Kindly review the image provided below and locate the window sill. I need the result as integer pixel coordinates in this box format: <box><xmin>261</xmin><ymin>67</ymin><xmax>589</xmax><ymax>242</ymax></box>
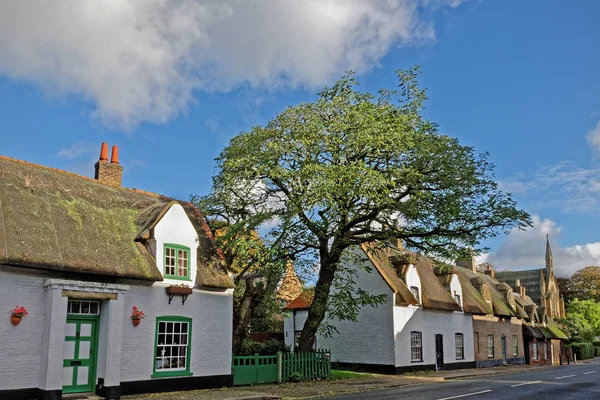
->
<box><xmin>164</xmin><ymin>276</ymin><xmax>192</xmax><ymax>282</ymax></box>
<box><xmin>152</xmin><ymin>371</ymin><xmax>193</xmax><ymax>379</ymax></box>
<box><xmin>456</xmin><ymin>358</ymin><xmax>464</xmax><ymax>361</ymax></box>
<box><xmin>410</xmin><ymin>360</ymin><xmax>424</xmax><ymax>363</ymax></box>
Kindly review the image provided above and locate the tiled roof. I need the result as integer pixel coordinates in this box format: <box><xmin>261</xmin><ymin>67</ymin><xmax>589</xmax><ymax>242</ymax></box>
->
<box><xmin>285</xmin><ymin>289</ymin><xmax>314</xmax><ymax>310</ymax></box>
<box><xmin>0</xmin><ymin>155</ymin><xmax>233</xmax><ymax>288</ymax></box>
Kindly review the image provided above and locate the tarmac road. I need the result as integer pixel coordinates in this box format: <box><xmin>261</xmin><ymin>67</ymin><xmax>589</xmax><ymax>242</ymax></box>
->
<box><xmin>324</xmin><ymin>360</ymin><xmax>600</xmax><ymax>400</ymax></box>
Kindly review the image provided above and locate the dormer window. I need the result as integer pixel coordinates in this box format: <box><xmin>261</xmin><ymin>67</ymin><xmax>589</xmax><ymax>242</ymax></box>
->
<box><xmin>454</xmin><ymin>294</ymin><xmax>461</xmax><ymax>306</ymax></box>
<box><xmin>410</xmin><ymin>286</ymin><xmax>420</xmax><ymax>305</ymax></box>
<box><xmin>164</xmin><ymin>244</ymin><xmax>191</xmax><ymax>280</ymax></box>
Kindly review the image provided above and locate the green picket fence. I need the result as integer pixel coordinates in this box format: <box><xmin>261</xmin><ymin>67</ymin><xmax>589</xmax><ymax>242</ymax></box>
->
<box><xmin>232</xmin><ymin>349</ymin><xmax>331</xmax><ymax>385</ymax></box>
<box><xmin>282</xmin><ymin>349</ymin><xmax>331</xmax><ymax>382</ymax></box>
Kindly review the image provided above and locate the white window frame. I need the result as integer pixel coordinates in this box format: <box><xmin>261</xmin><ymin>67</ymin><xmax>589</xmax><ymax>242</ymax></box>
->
<box><xmin>67</xmin><ymin>299</ymin><xmax>100</xmax><ymax>315</ymax></box>
<box><xmin>543</xmin><ymin>342</ymin><xmax>548</xmax><ymax>360</ymax></box>
<box><xmin>512</xmin><ymin>335</ymin><xmax>518</xmax><ymax>356</ymax></box>
<box><xmin>487</xmin><ymin>335</ymin><xmax>494</xmax><ymax>358</ymax></box>
<box><xmin>411</xmin><ymin>331</ymin><xmax>423</xmax><ymax>362</ymax></box>
<box><xmin>533</xmin><ymin>342</ymin><xmax>539</xmax><ymax>361</ymax></box>
<box><xmin>455</xmin><ymin>333</ymin><xmax>464</xmax><ymax>360</ymax></box>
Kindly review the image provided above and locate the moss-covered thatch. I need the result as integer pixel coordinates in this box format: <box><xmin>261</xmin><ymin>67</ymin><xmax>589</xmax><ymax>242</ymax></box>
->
<box><xmin>454</xmin><ymin>268</ymin><xmax>492</xmax><ymax>315</ymax></box>
<box><xmin>478</xmin><ymin>273</ymin><xmax>517</xmax><ymax>317</ymax></box>
<box><xmin>0</xmin><ymin>156</ymin><xmax>233</xmax><ymax>288</ymax></box>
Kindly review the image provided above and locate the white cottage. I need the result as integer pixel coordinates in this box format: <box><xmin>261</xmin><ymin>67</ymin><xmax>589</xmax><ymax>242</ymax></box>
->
<box><xmin>0</xmin><ymin>144</ymin><xmax>234</xmax><ymax>400</ymax></box>
<box><xmin>284</xmin><ymin>244</ymin><xmax>475</xmax><ymax>373</ymax></box>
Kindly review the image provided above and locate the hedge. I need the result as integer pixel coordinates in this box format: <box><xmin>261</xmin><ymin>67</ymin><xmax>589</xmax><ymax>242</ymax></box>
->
<box><xmin>595</xmin><ymin>346</ymin><xmax>600</xmax><ymax>357</ymax></box>
<box><xmin>566</xmin><ymin>342</ymin><xmax>595</xmax><ymax>360</ymax></box>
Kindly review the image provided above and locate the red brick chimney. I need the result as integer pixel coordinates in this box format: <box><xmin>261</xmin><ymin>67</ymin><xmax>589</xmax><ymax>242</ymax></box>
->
<box><xmin>484</xmin><ymin>265</ymin><xmax>495</xmax><ymax>278</ymax></box>
<box><xmin>94</xmin><ymin>142</ymin><xmax>123</xmax><ymax>186</ymax></box>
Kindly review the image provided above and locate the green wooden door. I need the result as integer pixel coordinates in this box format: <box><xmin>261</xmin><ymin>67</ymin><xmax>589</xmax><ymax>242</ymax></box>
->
<box><xmin>62</xmin><ymin>317</ymin><xmax>99</xmax><ymax>394</ymax></box>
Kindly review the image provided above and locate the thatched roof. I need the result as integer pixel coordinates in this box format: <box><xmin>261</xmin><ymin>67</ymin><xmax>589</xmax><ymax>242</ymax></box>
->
<box><xmin>277</xmin><ymin>261</ymin><xmax>303</xmax><ymax>302</ymax></box>
<box><xmin>454</xmin><ymin>268</ymin><xmax>493</xmax><ymax>315</ymax></box>
<box><xmin>361</xmin><ymin>244</ymin><xmax>459</xmax><ymax>311</ymax></box>
<box><xmin>360</xmin><ymin>243</ymin><xmax>418</xmax><ymax>306</ymax></box>
<box><xmin>0</xmin><ymin>156</ymin><xmax>233</xmax><ymax>288</ymax></box>
<box><xmin>413</xmin><ymin>258</ymin><xmax>461</xmax><ymax>312</ymax></box>
<box><xmin>478</xmin><ymin>273</ymin><xmax>518</xmax><ymax>317</ymax></box>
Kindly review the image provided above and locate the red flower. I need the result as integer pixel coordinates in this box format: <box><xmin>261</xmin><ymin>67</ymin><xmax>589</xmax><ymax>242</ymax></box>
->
<box><xmin>131</xmin><ymin>306</ymin><xmax>146</xmax><ymax>320</ymax></box>
<box><xmin>10</xmin><ymin>305</ymin><xmax>28</xmax><ymax>317</ymax></box>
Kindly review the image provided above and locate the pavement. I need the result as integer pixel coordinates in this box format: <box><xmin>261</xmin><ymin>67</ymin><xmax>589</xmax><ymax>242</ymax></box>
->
<box><xmin>123</xmin><ymin>359</ymin><xmax>599</xmax><ymax>400</ymax></box>
<box><xmin>324</xmin><ymin>359</ymin><xmax>600</xmax><ymax>400</ymax></box>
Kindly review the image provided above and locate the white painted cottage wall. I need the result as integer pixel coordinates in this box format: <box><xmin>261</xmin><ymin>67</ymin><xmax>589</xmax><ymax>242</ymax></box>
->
<box><xmin>0</xmin><ymin>267</ymin><xmax>45</xmax><ymax>390</ymax></box>
<box><xmin>153</xmin><ymin>204</ymin><xmax>199</xmax><ymax>285</ymax></box>
<box><xmin>120</xmin><ymin>284</ymin><xmax>233</xmax><ymax>382</ymax></box>
<box><xmin>312</xmin><ymin>258</ymin><xmax>396</xmax><ymax>366</ymax></box>
<box><xmin>393</xmin><ymin>307</ymin><xmax>474</xmax><ymax>367</ymax></box>
<box><xmin>283</xmin><ymin>309</ymin><xmax>308</xmax><ymax>349</ymax></box>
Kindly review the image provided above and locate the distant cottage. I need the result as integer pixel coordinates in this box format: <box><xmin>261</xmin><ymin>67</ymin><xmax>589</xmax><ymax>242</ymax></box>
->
<box><xmin>0</xmin><ymin>144</ymin><xmax>234</xmax><ymax>400</ymax></box>
<box><xmin>284</xmin><ymin>240</ymin><xmax>568</xmax><ymax>373</ymax></box>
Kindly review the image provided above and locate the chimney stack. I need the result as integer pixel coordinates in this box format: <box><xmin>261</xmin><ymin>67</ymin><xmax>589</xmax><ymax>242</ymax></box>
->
<box><xmin>456</xmin><ymin>253</ymin><xmax>477</xmax><ymax>273</ymax></box>
<box><xmin>514</xmin><ymin>278</ymin><xmax>526</xmax><ymax>297</ymax></box>
<box><xmin>484</xmin><ymin>264</ymin><xmax>495</xmax><ymax>278</ymax></box>
<box><xmin>95</xmin><ymin>142</ymin><xmax>123</xmax><ymax>186</ymax></box>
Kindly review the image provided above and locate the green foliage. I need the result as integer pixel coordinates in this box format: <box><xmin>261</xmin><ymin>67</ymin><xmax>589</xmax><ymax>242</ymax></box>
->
<box><xmin>289</xmin><ymin>371</ymin><xmax>304</xmax><ymax>382</ymax></box>
<box><xmin>595</xmin><ymin>346</ymin><xmax>600</xmax><ymax>357</ymax></box>
<box><xmin>237</xmin><ymin>338</ymin><xmax>289</xmax><ymax>356</ymax></box>
<box><xmin>567</xmin><ymin>267</ymin><xmax>600</xmax><ymax>302</ymax></box>
<box><xmin>201</xmin><ymin>67</ymin><xmax>530</xmax><ymax>351</ymax></box>
<box><xmin>565</xmin><ymin>299</ymin><xmax>600</xmax><ymax>338</ymax></box>
<box><xmin>566</xmin><ymin>342</ymin><xmax>595</xmax><ymax>360</ymax></box>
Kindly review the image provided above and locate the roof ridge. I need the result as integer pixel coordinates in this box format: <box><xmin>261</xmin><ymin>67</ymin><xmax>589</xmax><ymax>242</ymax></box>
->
<box><xmin>0</xmin><ymin>154</ymin><xmax>165</xmax><ymax>199</ymax></box>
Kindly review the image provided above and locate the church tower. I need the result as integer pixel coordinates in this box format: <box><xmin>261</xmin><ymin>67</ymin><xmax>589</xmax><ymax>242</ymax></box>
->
<box><xmin>545</xmin><ymin>233</ymin><xmax>554</xmax><ymax>280</ymax></box>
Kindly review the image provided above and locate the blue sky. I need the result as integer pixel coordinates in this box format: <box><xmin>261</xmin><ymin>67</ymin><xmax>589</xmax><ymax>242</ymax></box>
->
<box><xmin>1</xmin><ymin>0</ymin><xmax>599</xmax><ymax>275</ymax></box>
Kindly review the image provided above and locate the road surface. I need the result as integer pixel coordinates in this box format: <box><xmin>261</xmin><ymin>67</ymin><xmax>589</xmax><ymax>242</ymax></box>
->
<box><xmin>324</xmin><ymin>361</ymin><xmax>600</xmax><ymax>400</ymax></box>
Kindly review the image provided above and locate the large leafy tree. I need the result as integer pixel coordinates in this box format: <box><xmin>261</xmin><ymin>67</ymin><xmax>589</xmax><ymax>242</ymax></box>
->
<box><xmin>202</xmin><ymin>68</ymin><xmax>531</xmax><ymax>352</ymax></box>
<box><xmin>569</xmin><ymin>266</ymin><xmax>600</xmax><ymax>302</ymax></box>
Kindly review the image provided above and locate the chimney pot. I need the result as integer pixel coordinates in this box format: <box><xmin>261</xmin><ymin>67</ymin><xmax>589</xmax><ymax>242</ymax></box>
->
<box><xmin>110</xmin><ymin>146</ymin><xmax>120</xmax><ymax>164</ymax></box>
<box><xmin>99</xmin><ymin>142</ymin><xmax>109</xmax><ymax>161</ymax></box>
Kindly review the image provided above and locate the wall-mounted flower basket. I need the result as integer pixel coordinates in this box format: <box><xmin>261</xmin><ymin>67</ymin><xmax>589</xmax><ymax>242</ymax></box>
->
<box><xmin>131</xmin><ymin>306</ymin><xmax>145</xmax><ymax>327</ymax></box>
<box><xmin>166</xmin><ymin>285</ymin><xmax>193</xmax><ymax>305</ymax></box>
<box><xmin>10</xmin><ymin>306</ymin><xmax>28</xmax><ymax>326</ymax></box>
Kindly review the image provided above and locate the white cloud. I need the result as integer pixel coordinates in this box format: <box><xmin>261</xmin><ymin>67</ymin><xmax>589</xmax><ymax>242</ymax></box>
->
<box><xmin>0</xmin><ymin>0</ymin><xmax>464</xmax><ymax>131</ymax></box>
<box><xmin>500</xmin><ymin>161</ymin><xmax>600</xmax><ymax>214</ymax></box>
<box><xmin>57</xmin><ymin>141</ymin><xmax>96</xmax><ymax>159</ymax></box>
<box><xmin>481</xmin><ymin>215</ymin><xmax>600</xmax><ymax>277</ymax></box>
<box><xmin>586</xmin><ymin>120</ymin><xmax>600</xmax><ymax>154</ymax></box>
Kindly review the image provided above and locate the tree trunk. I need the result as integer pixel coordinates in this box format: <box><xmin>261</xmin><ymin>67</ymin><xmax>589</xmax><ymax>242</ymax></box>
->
<box><xmin>232</xmin><ymin>279</ymin><xmax>257</xmax><ymax>354</ymax></box>
<box><xmin>297</xmin><ymin>257</ymin><xmax>338</xmax><ymax>352</ymax></box>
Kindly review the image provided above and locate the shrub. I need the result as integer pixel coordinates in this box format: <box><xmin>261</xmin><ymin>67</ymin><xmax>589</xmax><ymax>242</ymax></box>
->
<box><xmin>260</xmin><ymin>338</ymin><xmax>289</xmax><ymax>355</ymax></box>
<box><xmin>237</xmin><ymin>338</ymin><xmax>289</xmax><ymax>356</ymax></box>
<box><xmin>289</xmin><ymin>371</ymin><xmax>304</xmax><ymax>382</ymax></box>
<box><xmin>595</xmin><ymin>346</ymin><xmax>600</xmax><ymax>357</ymax></box>
<box><xmin>567</xmin><ymin>337</ymin><xmax>586</xmax><ymax>344</ymax></box>
<box><xmin>566</xmin><ymin>342</ymin><xmax>595</xmax><ymax>360</ymax></box>
<box><xmin>593</xmin><ymin>341</ymin><xmax>600</xmax><ymax>347</ymax></box>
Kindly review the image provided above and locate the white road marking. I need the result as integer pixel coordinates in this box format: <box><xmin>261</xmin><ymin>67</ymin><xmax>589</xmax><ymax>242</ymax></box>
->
<box><xmin>436</xmin><ymin>390</ymin><xmax>493</xmax><ymax>400</ymax></box>
<box><xmin>583</xmin><ymin>371</ymin><xmax>596</xmax><ymax>375</ymax></box>
<box><xmin>555</xmin><ymin>375</ymin><xmax>576</xmax><ymax>380</ymax></box>
<box><xmin>510</xmin><ymin>380</ymin><xmax>542</xmax><ymax>387</ymax></box>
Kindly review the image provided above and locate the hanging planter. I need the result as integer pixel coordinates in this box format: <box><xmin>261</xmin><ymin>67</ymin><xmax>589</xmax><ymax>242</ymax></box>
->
<box><xmin>10</xmin><ymin>305</ymin><xmax>28</xmax><ymax>326</ymax></box>
<box><xmin>130</xmin><ymin>306</ymin><xmax>145</xmax><ymax>327</ymax></box>
<box><xmin>166</xmin><ymin>284</ymin><xmax>193</xmax><ymax>305</ymax></box>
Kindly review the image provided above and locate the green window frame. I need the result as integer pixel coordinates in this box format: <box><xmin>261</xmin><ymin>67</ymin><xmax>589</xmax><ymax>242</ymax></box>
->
<box><xmin>164</xmin><ymin>244</ymin><xmax>191</xmax><ymax>280</ymax></box>
<box><xmin>152</xmin><ymin>316</ymin><xmax>193</xmax><ymax>378</ymax></box>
